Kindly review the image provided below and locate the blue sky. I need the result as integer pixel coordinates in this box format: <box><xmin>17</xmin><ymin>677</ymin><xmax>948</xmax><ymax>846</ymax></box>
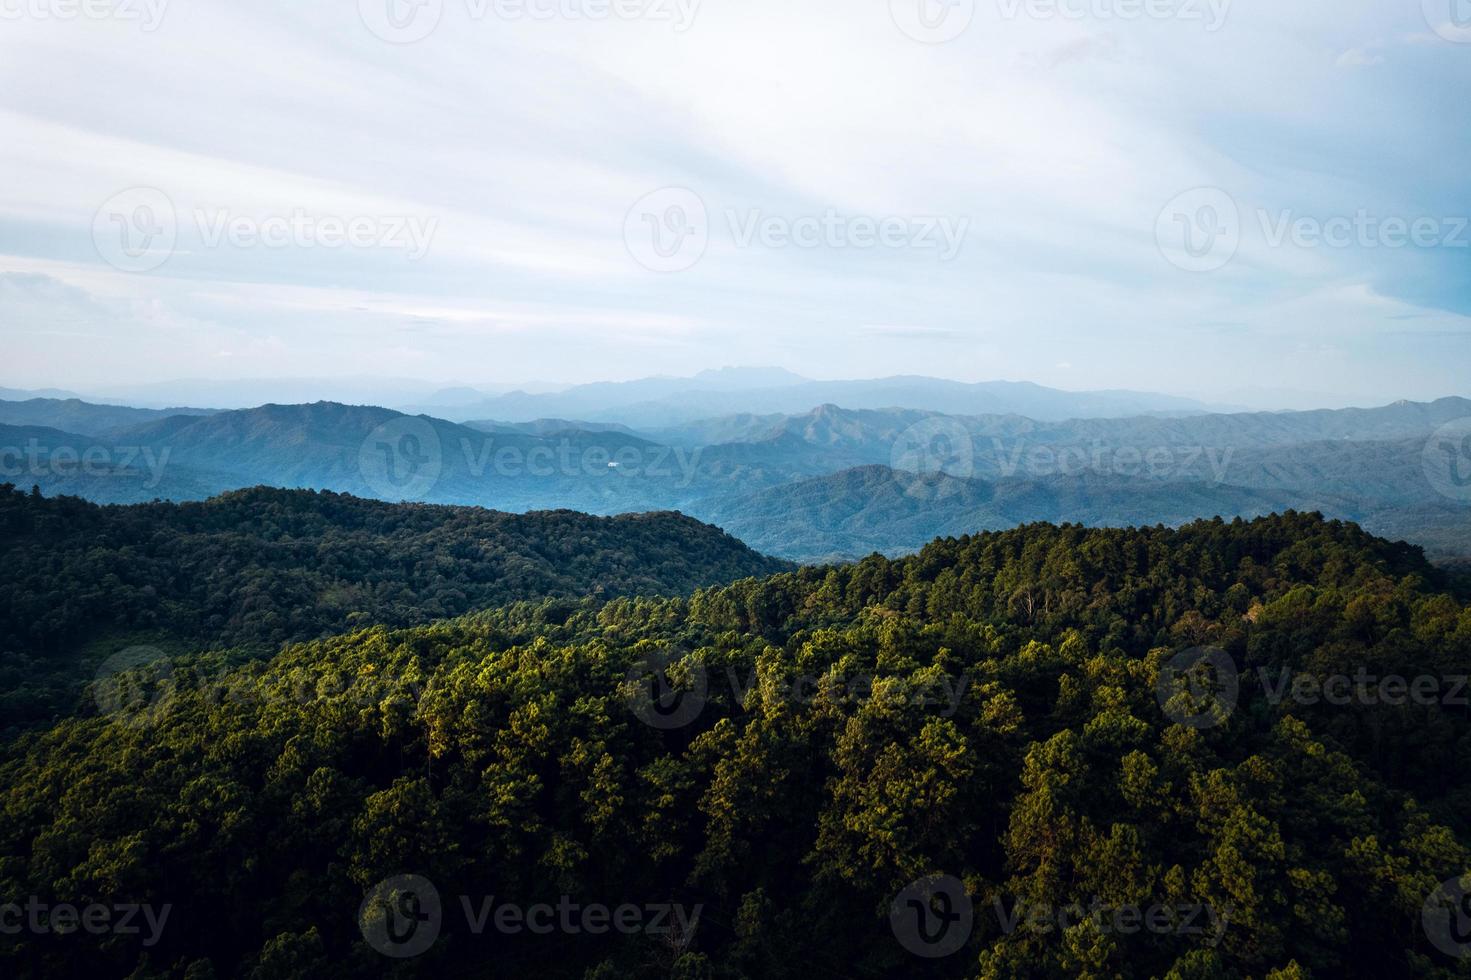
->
<box><xmin>1</xmin><ymin>0</ymin><xmax>1468</xmax><ymax>407</ymax></box>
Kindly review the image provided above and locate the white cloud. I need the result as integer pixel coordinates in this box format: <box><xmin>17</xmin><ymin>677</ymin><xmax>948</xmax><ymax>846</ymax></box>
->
<box><xmin>1336</xmin><ymin>46</ymin><xmax>1385</xmax><ymax>68</ymax></box>
<box><xmin>0</xmin><ymin>0</ymin><xmax>1467</xmax><ymax>399</ymax></box>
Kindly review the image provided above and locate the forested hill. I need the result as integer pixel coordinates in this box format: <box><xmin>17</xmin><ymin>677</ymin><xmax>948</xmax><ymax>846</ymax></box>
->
<box><xmin>0</xmin><ymin>484</ymin><xmax>788</xmax><ymax>732</ymax></box>
<box><xmin>4</xmin><ymin>513</ymin><xmax>1470</xmax><ymax>978</ymax></box>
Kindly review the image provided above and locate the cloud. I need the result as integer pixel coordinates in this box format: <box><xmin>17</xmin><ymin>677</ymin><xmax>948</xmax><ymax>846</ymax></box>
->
<box><xmin>0</xmin><ymin>1</ymin><xmax>1467</xmax><ymax>400</ymax></box>
<box><xmin>1336</xmin><ymin>46</ymin><xmax>1385</xmax><ymax>68</ymax></box>
<box><xmin>859</xmin><ymin>325</ymin><xmax>967</xmax><ymax>341</ymax></box>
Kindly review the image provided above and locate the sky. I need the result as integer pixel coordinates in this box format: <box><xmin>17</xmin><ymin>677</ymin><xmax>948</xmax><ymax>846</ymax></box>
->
<box><xmin>1</xmin><ymin>0</ymin><xmax>1469</xmax><ymax>408</ymax></box>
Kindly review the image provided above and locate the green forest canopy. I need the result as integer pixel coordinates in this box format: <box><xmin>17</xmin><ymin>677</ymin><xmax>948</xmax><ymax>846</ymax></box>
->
<box><xmin>3</xmin><ymin>512</ymin><xmax>1471</xmax><ymax>977</ymax></box>
<box><xmin>0</xmin><ymin>484</ymin><xmax>788</xmax><ymax>734</ymax></box>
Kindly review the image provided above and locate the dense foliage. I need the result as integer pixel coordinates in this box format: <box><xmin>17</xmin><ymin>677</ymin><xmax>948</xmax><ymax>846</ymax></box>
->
<box><xmin>3</xmin><ymin>513</ymin><xmax>1469</xmax><ymax>977</ymax></box>
<box><xmin>0</xmin><ymin>485</ymin><xmax>788</xmax><ymax>733</ymax></box>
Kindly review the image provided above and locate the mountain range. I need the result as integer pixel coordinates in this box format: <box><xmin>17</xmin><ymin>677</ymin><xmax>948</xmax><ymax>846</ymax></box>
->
<box><xmin>397</xmin><ymin>368</ymin><xmax>1239</xmax><ymax>425</ymax></box>
<box><xmin>2</xmin><ymin>391</ymin><xmax>1468</xmax><ymax>564</ymax></box>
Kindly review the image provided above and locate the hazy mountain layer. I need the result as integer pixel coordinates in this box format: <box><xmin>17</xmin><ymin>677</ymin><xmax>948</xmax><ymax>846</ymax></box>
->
<box><xmin>4</xmin><ymin>396</ymin><xmax>1467</xmax><ymax>564</ymax></box>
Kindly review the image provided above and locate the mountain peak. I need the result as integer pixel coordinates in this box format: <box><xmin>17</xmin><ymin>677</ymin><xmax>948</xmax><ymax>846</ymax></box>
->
<box><xmin>692</xmin><ymin>366</ymin><xmax>809</xmax><ymax>389</ymax></box>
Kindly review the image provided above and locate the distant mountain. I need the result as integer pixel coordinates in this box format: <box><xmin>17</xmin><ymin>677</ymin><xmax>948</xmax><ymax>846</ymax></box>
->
<box><xmin>0</xmin><ymin>397</ymin><xmax>215</xmax><ymax>436</ymax></box>
<box><xmin>661</xmin><ymin>396</ymin><xmax>1471</xmax><ymax>454</ymax></box>
<box><xmin>9</xmin><ymin>394</ymin><xmax>1467</xmax><ymax>564</ymax></box>
<box><xmin>655</xmin><ymin>399</ymin><xmax>1471</xmax><ymax>493</ymax></box>
<box><xmin>397</xmin><ymin>369</ymin><xmax>801</xmax><ymax>421</ymax></box>
<box><xmin>99</xmin><ymin>402</ymin><xmax>703</xmax><ymax>514</ymax></box>
<box><xmin>687</xmin><ymin>464</ymin><xmax>1317</xmax><ymax>562</ymax></box>
<box><xmin>400</xmin><ymin>371</ymin><xmax>1231</xmax><ymax>425</ymax></box>
<box><xmin>0</xmin><ymin>386</ymin><xmax>83</xmax><ymax>401</ymax></box>
<box><xmin>86</xmin><ymin>377</ymin><xmax>499</xmax><ymax>410</ymax></box>
<box><xmin>690</xmin><ymin>463</ymin><xmax>1471</xmax><ymax>564</ymax></box>
<box><xmin>465</xmin><ymin>418</ymin><xmax>642</xmax><ymax>438</ymax></box>
<box><xmin>689</xmin><ymin>366</ymin><xmax>809</xmax><ymax>388</ymax></box>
